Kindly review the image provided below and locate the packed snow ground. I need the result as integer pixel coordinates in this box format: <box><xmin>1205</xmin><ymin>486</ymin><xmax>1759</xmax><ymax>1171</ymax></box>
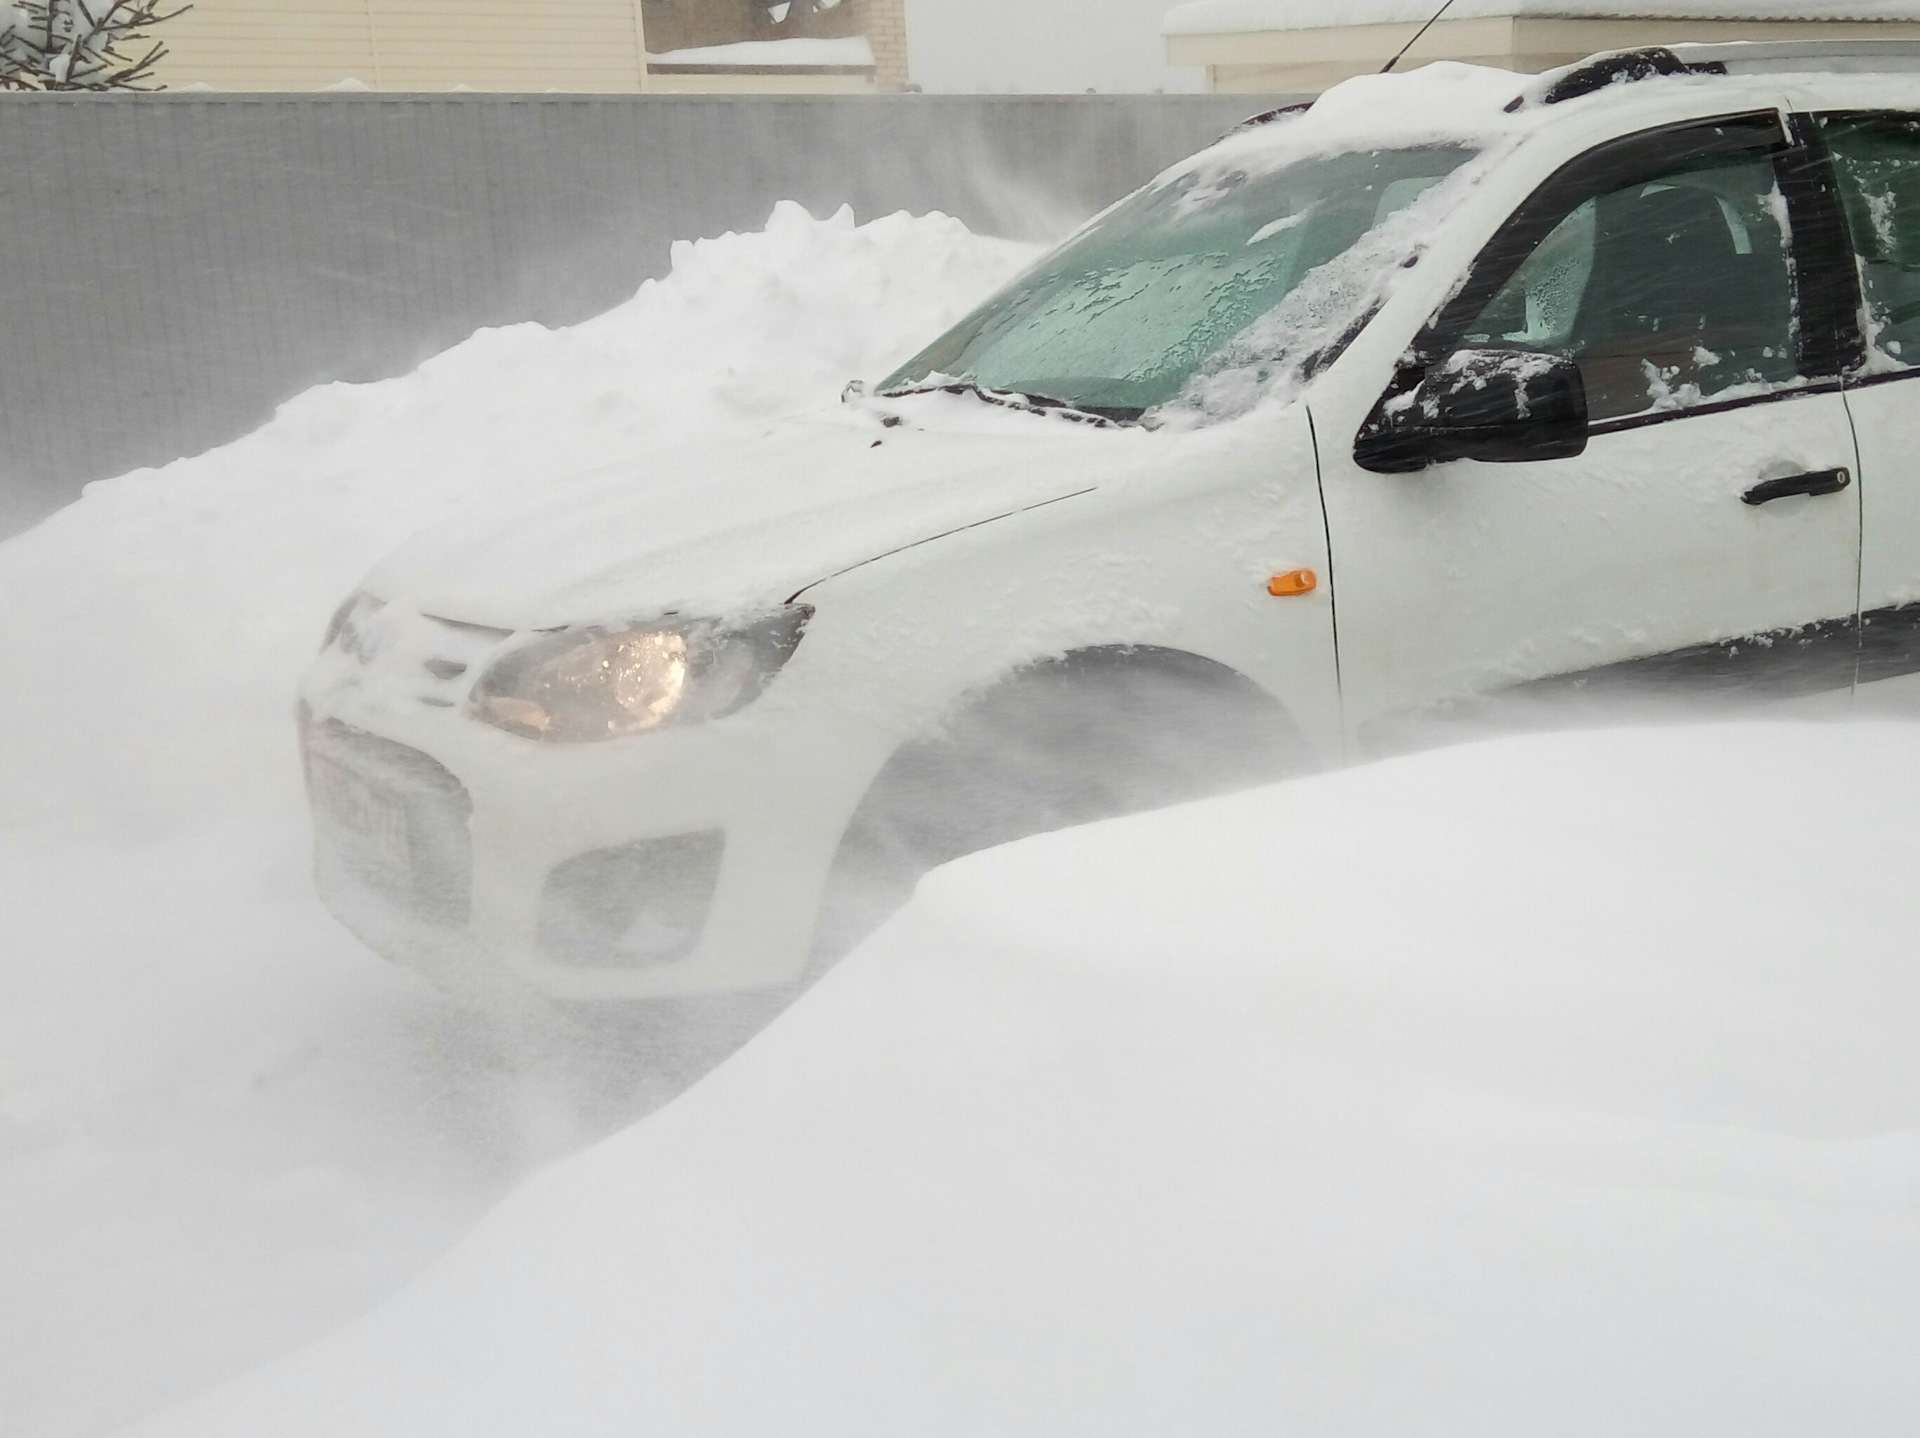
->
<box><xmin>123</xmin><ymin>725</ymin><xmax>1920</xmax><ymax>1437</ymax></box>
<box><xmin>0</xmin><ymin>204</ymin><xmax>1036</xmax><ymax>1438</ymax></box>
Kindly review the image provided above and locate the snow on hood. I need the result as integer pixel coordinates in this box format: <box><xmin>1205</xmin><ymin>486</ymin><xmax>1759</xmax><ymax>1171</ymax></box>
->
<box><xmin>364</xmin><ymin>395</ymin><xmax>1135</xmax><ymax>629</ymax></box>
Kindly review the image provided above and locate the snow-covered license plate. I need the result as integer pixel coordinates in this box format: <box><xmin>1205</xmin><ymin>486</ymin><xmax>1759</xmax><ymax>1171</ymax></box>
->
<box><xmin>308</xmin><ymin>751</ymin><xmax>412</xmax><ymax>878</ymax></box>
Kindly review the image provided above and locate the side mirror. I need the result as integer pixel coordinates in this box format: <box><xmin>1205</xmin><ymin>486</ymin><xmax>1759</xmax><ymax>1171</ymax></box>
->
<box><xmin>1353</xmin><ymin>347</ymin><xmax>1588</xmax><ymax>474</ymax></box>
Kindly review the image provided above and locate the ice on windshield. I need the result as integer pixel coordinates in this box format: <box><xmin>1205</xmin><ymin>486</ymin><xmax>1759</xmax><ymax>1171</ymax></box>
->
<box><xmin>879</xmin><ymin>144</ymin><xmax>1479</xmax><ymax>419</ymax></box>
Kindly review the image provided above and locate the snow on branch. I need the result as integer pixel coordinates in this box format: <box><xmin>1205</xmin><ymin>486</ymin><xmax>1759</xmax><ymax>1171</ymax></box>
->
<box><xmin>0</xmin><ymin>0</ymin><xmax>191</xmax><ymax>92</ymax></box>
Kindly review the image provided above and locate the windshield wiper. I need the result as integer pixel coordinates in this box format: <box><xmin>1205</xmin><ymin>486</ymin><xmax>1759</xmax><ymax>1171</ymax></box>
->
<box><xmin>880</xmin><ymin>380</ymin><xmax>1144</xmax><ymax>427</ymax></box>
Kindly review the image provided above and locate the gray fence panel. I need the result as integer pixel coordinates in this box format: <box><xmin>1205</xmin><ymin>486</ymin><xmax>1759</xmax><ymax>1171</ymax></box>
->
<box><xmin>0</xmin><ymin>92</ymin><xmax>1279</xmax><ymax>532</ymax></box>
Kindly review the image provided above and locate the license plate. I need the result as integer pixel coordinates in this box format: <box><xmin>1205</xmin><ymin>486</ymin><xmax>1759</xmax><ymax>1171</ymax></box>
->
<box><xmin>307</xmin><ymin>750</ymin><xmax>412</xmax><ymax>879</ymax></box>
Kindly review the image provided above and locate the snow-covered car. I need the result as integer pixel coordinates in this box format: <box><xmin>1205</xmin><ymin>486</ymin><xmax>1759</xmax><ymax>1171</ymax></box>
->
<box><xmin>302</xmin><ymin>41</ymin><xmax>1920</xmax><ymax>1004</ymax></box>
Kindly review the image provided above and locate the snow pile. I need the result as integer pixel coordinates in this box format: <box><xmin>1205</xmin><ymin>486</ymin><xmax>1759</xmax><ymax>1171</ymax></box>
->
<box><xmin>0</xmin><ymin>204</ymin><xmax>1034</xmax><ymax>1438</ymax></box>
<box><xmin>121</xmin><ymin>725</ymin><xmax>1920</xmax><ymax>1438</ymax></box>
<box><xmin>1165</xmin><ymin>0</ymin><xmax>1920</xmax><ymax>33</ymax></box>
<box><xmin>0</xmin><ymin>203</ymin><xmax>1035</xmax><ymax>838</ymax></box>
<box><xmin>649</xmin><ymin>36</ymin><xmax>877</xmax><ymax>66</ymax></box>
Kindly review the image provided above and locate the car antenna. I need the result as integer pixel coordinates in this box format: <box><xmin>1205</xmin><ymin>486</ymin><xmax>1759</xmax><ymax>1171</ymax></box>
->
<box><xmin>1379</xmin><ymin>0</ymin><xmax>1461</xmax><ymax>73</ymax></box>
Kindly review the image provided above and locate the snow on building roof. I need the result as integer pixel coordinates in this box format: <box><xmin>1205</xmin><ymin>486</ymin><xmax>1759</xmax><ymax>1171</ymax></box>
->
<box><xmin>648</xmin><ymin>36</ymin><xmax>877</xmax><ymax>68</ymax></box>
<box><xmin>1164</xmin><ymin>0</ymin><xmax>1920</xmax><ymax>35</ymax></box>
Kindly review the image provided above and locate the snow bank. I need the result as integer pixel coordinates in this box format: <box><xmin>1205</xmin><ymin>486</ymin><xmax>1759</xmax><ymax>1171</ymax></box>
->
<box><xmin>649</xmin><ymin>37</ymin><xmax>877</xmax><ymax>66</ymax></box>
<box><xmin>1165</xmin><ymin>0</ymin><xmax>1920</xmax><ymax>33</ymax></box>
<box><xmin>0</xmin><ymin>203</ymin><xmax>1034</xmax><ymax>839</ymax></box>
<box><xmin>123</xmin><ymin>725</ymin><xmax>1920</xmax><ymax>1438</ymax></box>
<box><xmin>0</xmin><ymin>205</ymin><xmax>1034</xmax><ymax>1438</ymax></box>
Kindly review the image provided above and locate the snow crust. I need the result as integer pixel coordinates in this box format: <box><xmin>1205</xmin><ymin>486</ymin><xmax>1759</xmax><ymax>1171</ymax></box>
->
<box><xmin>648</xmin><ymin>36</ymin><xmax>876</xmax><ymax>67</ymax></box>
<box><xmin>0</xmin><ymin>204</ymin><xmax>1034</xmax><ymax>1438</ymax></box>
<box><xmin>121</xmin><ymin>724</ymin><xmax>1920</xmax><ymax>1437</ymax></box>
<box><xmin>1164</xmin><ymin>0</ymin><xmax>1920</xmax><ymax>34</ymax></box>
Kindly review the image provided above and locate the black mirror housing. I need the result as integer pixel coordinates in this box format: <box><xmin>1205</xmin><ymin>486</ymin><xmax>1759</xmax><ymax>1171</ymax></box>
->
<box><xmin>1354</xmin><ymin>348</ymin><xmax>1589</xmax><ymax>474</ymax></box>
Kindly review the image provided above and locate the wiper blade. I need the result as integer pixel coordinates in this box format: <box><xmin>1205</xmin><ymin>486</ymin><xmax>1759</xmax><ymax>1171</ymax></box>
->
<box><xmin>880</xmin><ymin>380</ymin><xmax>1142</xmax><ymax>427</ymax></box>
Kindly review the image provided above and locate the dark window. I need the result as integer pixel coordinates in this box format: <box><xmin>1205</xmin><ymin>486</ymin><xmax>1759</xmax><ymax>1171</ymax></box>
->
<box><xmin>1458</xmin><ymin>152</ymin><xmax>1802</xmax><ymax>421</ymax></box>
<box><xmin>1816</xmin><ymin>113</ymin><xmax>1920</xmax><ymax>370</ymax></box>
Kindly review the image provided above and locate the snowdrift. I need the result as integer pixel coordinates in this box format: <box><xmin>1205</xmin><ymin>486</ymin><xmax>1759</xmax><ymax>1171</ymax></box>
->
<box><xmin>0</xmin><ymin>202</ymin><xmax>1033</xmax><ymax>838</ymax></box>
<box><xmin>124</xmin><ymin>725</ymin><xmax>1920</xmax><ymax>1438</ymax></box>
<box><xmin>0</xmin><ymin>204</ymin><xmax>1035</xmax><ymax>1438</ymax></box>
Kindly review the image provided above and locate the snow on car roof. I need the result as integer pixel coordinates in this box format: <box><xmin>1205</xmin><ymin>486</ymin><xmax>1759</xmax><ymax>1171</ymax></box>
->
<box><xmin>1165</xmin><ymin>0</ymin><xmax>1920</xmax><ymax>34</ymax></box>
<box><xmin>1141</xmin><ymin>61</ymin><xmax>1531</xmax><ymax>200</ymax></box>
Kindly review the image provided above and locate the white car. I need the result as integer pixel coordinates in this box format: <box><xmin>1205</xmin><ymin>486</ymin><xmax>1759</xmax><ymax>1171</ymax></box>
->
<box><xmin>301</xmin><ymin>42</ymin><xmax>1920</xmax><ymax>1004</ymax></box>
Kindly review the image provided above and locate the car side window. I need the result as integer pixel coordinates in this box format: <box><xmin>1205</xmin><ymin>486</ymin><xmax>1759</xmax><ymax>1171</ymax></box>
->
<box><xmin>1815</xmin><ymin>113</ymin><xmax>1920</xmax><ymax>369</ymax></box>
<box><xmin>1458</xmin><ymin>152</ymin><xmax>1802</xmax><ymax>421</ymax></box>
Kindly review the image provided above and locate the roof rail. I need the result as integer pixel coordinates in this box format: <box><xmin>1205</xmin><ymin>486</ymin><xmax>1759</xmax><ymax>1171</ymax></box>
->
<box><xmin>1667</xmin><ymin>38</ymin><xmax>1920</xmax><ymax>75</ymax></box>
<box><xmin>1506</xmin><ymin>39</ymin><xmax>1920</xmax><ymax>114</ymax></box>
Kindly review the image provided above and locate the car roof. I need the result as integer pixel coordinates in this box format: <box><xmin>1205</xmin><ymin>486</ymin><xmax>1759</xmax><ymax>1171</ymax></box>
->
<box><xmin>1205</xmin><ymin>42</ymin><xmax>1920</xmax><ymax>167</ymax></box>
<box><xmin>1507</xmin><ymin>40</ymin><xmax>1920</xmax><ymax>111</ymax></box>
<box><xmin>1165</xmin><ymin>42</ymin><xmax>1920</xmax><ymax>212</ymax></box>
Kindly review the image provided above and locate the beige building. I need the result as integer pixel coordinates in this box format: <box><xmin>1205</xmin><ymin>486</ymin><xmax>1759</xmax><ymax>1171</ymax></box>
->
<box><xmin>1162</xmin><ymin>2</ymin><xmax>1920</xmax><ymax>93</ymax></box>
<box><xmin>158</xmin><ymin>0</ymin><xmax>910</xmax><ymax>93</ymax></box>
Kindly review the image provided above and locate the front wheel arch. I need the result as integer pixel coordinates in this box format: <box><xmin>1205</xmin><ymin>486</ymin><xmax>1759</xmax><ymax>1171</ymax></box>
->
<box><xmin>811</xmin><ymin>645</ymin><xmax>1311</xmax><ymax>962</ymax></box>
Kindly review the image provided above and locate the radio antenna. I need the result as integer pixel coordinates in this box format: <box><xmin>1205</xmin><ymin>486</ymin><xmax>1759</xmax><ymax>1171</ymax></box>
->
<box><xmin>1380</xmin><ymin>0</ymin><xmax>1462</xmax><ymax>73</ymax></box>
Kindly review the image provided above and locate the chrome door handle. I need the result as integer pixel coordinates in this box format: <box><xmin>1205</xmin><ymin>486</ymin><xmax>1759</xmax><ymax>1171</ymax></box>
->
<box><xmin>1741</xmin><ymin>467</ymin><xmax>1851</xmax><ymax>505</ymax></box>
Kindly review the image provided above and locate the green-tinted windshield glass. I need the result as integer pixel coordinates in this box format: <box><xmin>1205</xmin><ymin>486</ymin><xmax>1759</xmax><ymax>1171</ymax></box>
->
<box><xmin>880</xmin><ymin>145</ymin><xmax>1476</xmax><ymax>417</ymax></box>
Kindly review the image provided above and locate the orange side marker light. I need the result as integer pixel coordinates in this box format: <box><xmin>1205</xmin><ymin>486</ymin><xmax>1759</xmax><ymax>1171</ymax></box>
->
<box><xmin>1268</xmin><ymin>568</ymin><xmax>1317</xmax><ymax>597</ymax></box>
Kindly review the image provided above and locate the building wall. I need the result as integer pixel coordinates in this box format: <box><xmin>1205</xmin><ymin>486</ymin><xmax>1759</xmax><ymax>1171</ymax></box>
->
<box><xmin>159</xmin><ymin>0</ymin><xmax>912</xmax><ymax>92</ymax></box>
<box><xmin>640</xmin><ymin>0</ymin><xmax>779</xmax><ymax>53</ymax></box>
<box><xmin>162</xmin><ymin>0</ymin><xmax>653</xmax><ymax>91</ymax></box>
<box><xmin>852</xmin><ymin>0</ymin><xmax>909</xmax><ymax>91</ymax></box>
<box><xmin>1168</xmin><ymin>16</ymin><xmax>1920</xmax><ymax>93</ymax></box>
<box><xmin>160</xmin><ymin>0</ymin><xmax>383</xmax><ymax>90</ymax></box>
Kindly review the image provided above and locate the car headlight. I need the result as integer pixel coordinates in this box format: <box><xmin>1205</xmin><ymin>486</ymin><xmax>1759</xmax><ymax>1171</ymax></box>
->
<box><xmin>320</xmin><ymin>591</ymin><xmax>386</xmax><ymax>659</ymax></box>
<box><xmin>469</xmin><ymin>606</ymin><xmax>810</xmax><ymax>742</ymax></box>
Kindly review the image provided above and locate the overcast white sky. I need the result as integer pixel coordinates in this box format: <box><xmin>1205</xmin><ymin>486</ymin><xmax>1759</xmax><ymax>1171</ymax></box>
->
<box><xmin>905</xmin><ymin>0</ymin><xmax>1207</xmax><ymax>92</ymax></box>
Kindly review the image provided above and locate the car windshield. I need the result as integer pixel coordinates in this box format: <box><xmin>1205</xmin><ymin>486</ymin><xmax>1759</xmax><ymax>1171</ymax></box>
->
<box><xmin>880</xmin><ymin>143</ymin><xmax>1478</xmax><ymax>420</ymax></box>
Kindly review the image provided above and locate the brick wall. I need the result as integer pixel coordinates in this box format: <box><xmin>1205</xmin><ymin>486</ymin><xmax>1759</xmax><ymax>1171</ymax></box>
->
<box><xmin>851</xmin><ymin>0</ymin><xmax>909</xmax><ymax>90</ymax></box>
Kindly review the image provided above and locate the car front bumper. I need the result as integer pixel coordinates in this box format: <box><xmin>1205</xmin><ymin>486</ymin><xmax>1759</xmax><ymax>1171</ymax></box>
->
<box><xmin>296</xmin><ymin>681</ymin><xmax>873</xmax><ymax>1004</ymax></box>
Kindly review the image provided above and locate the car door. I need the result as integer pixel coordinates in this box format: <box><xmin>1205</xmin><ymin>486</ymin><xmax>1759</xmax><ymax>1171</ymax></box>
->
<box><xmin>1311</xmin><ymin>111</ymin><xmax>1862</xmax><ymax>746</ymax></box>
<box><xmin>1811</xmin><ymin>110</ymin><xmax>1920</xmax><ymax>689</ymax></box>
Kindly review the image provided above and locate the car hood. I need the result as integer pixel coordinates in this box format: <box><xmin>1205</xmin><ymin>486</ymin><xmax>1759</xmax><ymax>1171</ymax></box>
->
<box><xmin>364</xmin><ymin>395</ymin><xmax>1140</xmax><ymax>630</ymax></box>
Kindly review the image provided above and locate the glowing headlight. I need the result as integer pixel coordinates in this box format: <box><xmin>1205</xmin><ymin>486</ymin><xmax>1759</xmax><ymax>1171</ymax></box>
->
<box><xmin>469</xmin><ymin>607</ymin><xmax>810</xmax><ymax>742</ymax></box>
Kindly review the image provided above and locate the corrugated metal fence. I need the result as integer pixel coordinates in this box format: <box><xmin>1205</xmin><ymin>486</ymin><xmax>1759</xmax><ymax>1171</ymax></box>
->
<box><xmin>0</xmin><ymin>92</ymin><xmax>1274</xmax><ymax>532</ymax></box>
